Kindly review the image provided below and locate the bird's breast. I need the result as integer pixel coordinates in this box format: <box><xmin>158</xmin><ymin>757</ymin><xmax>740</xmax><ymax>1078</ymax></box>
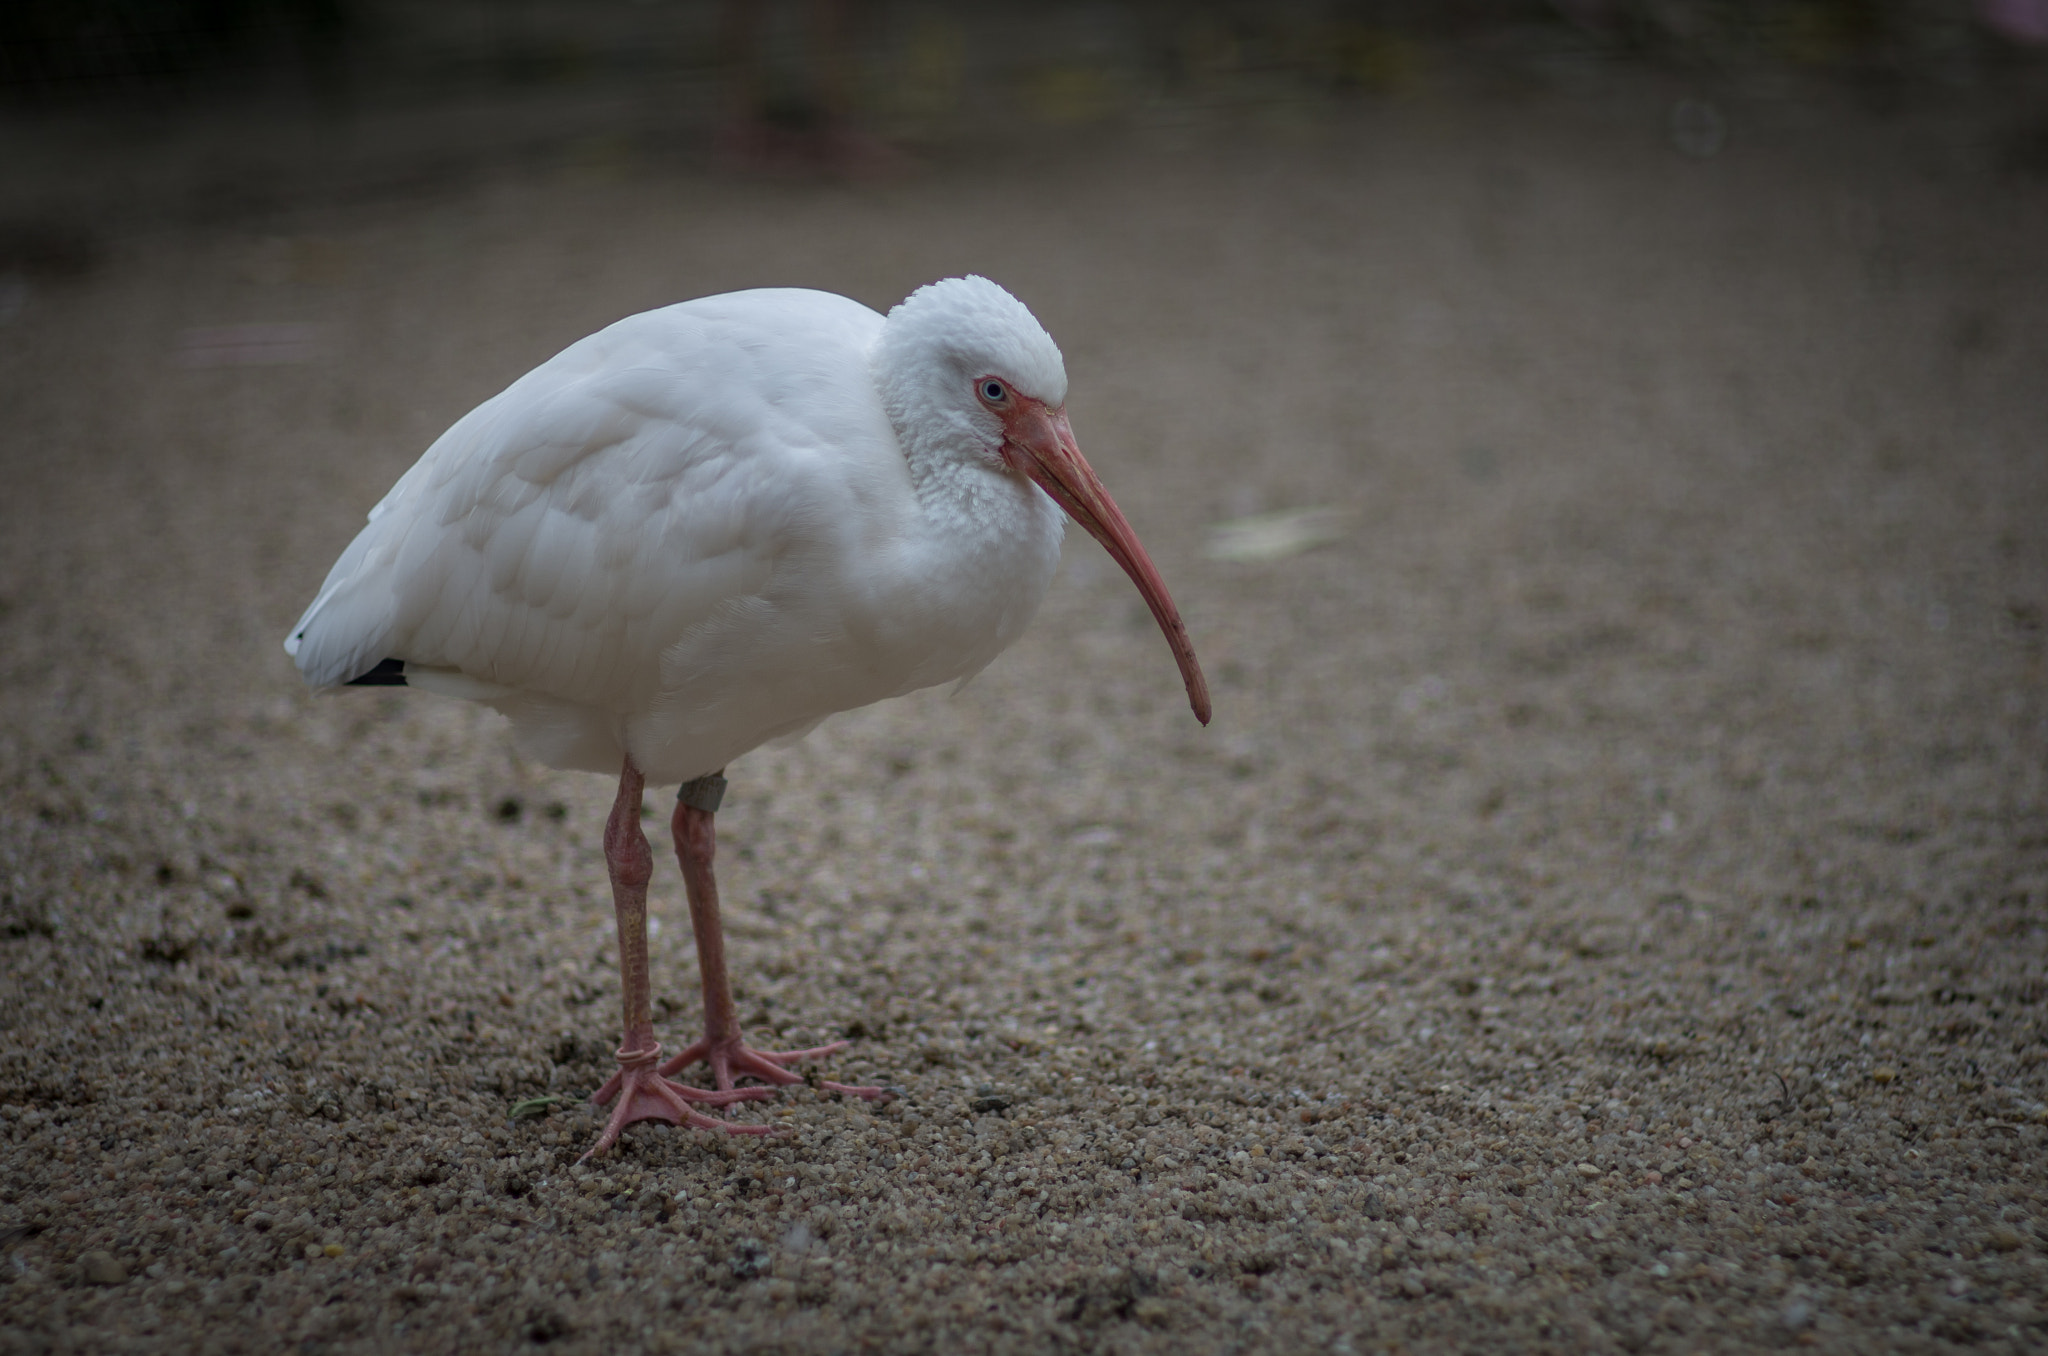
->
<box><xmin>622</xmin><ymin>456</ymin><xmax>1061</xmax><ymax>782</ymax></box>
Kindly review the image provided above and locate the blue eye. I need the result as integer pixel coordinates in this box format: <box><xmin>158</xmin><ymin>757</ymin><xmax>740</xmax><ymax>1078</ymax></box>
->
<box><xmin>980</xmin><ymin>379</ymin><xmax>1007</xmax><ymax>403</ymax></box>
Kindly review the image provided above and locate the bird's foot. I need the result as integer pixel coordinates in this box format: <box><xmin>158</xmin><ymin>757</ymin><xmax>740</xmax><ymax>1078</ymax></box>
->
<box><xmin>660</xmin><ymin>1034</ymin><xmax>894</xmax><ymax>1104</ymax></box>
<box><xmin>582</xmin><ymin>1043</ymin><xmax>778</xmax><ymax>1160</ymax></box>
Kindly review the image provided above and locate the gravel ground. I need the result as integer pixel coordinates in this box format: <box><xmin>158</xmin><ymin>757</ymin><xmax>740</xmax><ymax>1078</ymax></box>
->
<box><xmin>3</xmin><ymin>69</ymin><xmax>2047</xmax><ymax>1356</ymax></box>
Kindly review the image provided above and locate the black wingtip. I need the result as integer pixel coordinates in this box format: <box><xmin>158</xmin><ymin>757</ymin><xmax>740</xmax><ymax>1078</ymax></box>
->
<box><xmin>345</xmin><ymin>658</ymin><xmax>408</xmax><ymax>687</ymax></box>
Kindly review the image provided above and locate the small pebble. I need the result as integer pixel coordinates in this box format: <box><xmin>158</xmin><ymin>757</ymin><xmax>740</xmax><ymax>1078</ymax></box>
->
<box><xmin>77</xmin><ymin>1252</ymin><xmax>126</xmax><ymax>1287</ymax></box>
<box><xmin>1133</xmin><ymin>1297</ymin><xmax>1175</xmax><ymax>1328</ymax></box>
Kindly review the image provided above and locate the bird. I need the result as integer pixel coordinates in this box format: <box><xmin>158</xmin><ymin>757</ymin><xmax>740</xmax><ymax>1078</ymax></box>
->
<box><xmin>284</xmin><ymin>275</ymin><xmax>1210</xmax><ymax>1158</ymax></box>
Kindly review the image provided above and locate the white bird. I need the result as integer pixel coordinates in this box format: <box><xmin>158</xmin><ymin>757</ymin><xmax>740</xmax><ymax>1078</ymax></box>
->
<box><xmin>286</xmin><ymin>276</ymin><xmax>1209</xmax><ymax>1157</ymax></box>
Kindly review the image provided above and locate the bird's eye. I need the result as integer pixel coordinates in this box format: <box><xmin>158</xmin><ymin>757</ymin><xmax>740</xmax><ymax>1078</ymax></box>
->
<box><xmin>979</xmin><ymin>379</ymin><xmax>1007</xmax><ymax>404</ymax></box>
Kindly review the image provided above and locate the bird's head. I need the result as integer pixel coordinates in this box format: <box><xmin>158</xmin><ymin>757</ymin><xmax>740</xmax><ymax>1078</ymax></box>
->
<box><xmin>877</xmin><ymin>276</ymin><xmax>1210</xmax><ymax>726</ymax></box>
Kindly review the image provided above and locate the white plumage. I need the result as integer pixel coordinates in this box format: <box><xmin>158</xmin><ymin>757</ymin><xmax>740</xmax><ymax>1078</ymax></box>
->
<box><xmin>284</xmin><ymin>275</ymin><xmax>1207</xmax><ymax>1157</ymax></box>
<box><xmin>287</xmin><ymin>280</ymin><xmax>1092</xmax><ymax>781</ymax></box>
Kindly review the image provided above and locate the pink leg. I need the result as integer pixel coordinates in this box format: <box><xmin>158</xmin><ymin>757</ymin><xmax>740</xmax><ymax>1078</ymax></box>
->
<box><xmin>583</xmin><ymin>760</ymin><xmax>776</xmax><ymax>1160</ymax></box>
<box><xmin>658</xmin><ymin>774</ymin><xmax>892</xmax><ymax>1104</ymax></box>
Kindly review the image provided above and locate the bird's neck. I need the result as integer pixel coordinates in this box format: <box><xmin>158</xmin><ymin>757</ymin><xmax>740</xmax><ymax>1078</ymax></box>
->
<box><xmin>903</xmin><ymin>432</ymin><xmax>1054</xmax><ymax>550</ymax></box>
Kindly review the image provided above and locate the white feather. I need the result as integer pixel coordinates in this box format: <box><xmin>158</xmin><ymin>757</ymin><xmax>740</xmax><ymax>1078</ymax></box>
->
<box><xmin>286</xmin><ymin>279</ymin><xmax>1068</xmax><ymax>784</ymax></box>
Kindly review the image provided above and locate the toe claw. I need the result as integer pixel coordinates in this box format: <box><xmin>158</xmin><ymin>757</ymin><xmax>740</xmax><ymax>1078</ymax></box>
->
<box><xmin>821</xmin><ymin>1080</ymin><xmax>895</xmax><ymax>1102</ymax></box>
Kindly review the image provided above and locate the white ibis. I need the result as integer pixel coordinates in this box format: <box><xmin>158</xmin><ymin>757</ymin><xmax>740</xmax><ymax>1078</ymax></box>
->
<box><xmin>285</xmin><ymin>276</ymin><xmax>1209</xmax><ymax>1158</ymax></box>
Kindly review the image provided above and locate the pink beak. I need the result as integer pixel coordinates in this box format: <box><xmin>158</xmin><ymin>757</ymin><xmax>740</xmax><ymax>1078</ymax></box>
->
<box><xmin>1002</xmin><ymin>400</ymin><xmax>1211</xmax><ymax>726</ymax></box>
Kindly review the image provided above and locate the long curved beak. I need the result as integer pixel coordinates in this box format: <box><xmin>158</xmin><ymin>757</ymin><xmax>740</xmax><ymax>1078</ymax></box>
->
<box><xmin>1003</xmin><ymin>401</ymin><xmax>1211</xmax><ymax>726</ymax></box>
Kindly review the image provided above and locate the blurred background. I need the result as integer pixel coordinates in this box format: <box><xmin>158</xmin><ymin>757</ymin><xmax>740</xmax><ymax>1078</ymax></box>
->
<box><xmin>4</xmin><ymin>0</ymin><xmax>2048</xmax><ymax>242</ymax></box>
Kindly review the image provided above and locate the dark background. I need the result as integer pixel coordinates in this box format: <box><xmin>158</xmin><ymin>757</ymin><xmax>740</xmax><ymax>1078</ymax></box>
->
<box><xmin>4</xmin><ymin>2</ymin><xmax>2048</xmax><ymax>236</ymax></box>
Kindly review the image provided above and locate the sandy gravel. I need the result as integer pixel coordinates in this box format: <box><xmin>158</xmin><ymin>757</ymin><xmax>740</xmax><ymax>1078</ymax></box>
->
<box><xmin>3</xmin><ymin>65</ymin><xmax>2047</xmax><ymax>1356</ymax></box>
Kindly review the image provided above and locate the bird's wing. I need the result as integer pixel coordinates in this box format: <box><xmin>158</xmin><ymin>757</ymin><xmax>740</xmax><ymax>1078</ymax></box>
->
<box><xmin>285</xmin><ymin>292</ymin><xmax>894</xmax><ymax>710</ymax></box>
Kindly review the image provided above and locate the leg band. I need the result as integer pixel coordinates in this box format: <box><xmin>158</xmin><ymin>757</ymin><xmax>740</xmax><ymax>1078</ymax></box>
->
<box><xmin>676</xmin><ymin>771</ymin><xmax>728</xmax><ymax>814</ymax></box>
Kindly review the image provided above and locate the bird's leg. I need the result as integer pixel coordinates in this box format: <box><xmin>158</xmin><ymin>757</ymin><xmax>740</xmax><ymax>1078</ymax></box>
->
<box><xmin>584</xmin><ymin>759</ymin><xmax>775</xmax><ymax>1160</ymax></box>
<box><xmin>658</xmin><ymin>772</ymin><xmax>892</xmax><ymax>1104</ymax></box>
